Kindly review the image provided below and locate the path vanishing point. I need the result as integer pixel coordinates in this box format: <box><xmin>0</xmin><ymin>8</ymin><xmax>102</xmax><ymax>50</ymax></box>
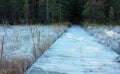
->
<box><xmin>25</xmin><ymin>25</ymin><xmax>120</xmax><ymax>74</ymax></box>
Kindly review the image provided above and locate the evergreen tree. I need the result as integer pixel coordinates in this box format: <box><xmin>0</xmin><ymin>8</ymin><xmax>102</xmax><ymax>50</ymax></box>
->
<box><xmin>83</xmin><ymin>0</ymin><xmax>107</xmax><ymax>23</ymax></box>
<box><xmin>113</xmin><ymin>0</ymin><xmax>120</xmax><ymax>24</ymax></box>
<box><xmin>9</xmin><ymin>0</ymin><xmax>24</xmax><ymax>24</ymax></box>
<box><xmin>0</xmin><ymin>0</ymin><xmax>118</xmax><ymax>24</ymax></box>
<box><xmin>49</xmin><ymin>0</ymin><xmax>59</xmax><ymax>22</ymax></box>
<box><xmin>0</xmin><ymin>0</ymin><xmax>10</xmax><ymax>22</ymax></box>
<box><xmin>109</xmin><ymin>6</ymin><xmax>114</xmax><ymax>24</ymax></box>
<box><xmin>23</xmin><ymin>0</ymin><xmax>29</xmax><ymax>24</ymax></box>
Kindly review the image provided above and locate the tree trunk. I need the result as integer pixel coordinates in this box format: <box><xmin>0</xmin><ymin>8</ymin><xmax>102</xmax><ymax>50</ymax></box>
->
<box><xmin>46</xmin><ymin>0</ymin><xmax>49</xmax><ymax>23</ymax></box>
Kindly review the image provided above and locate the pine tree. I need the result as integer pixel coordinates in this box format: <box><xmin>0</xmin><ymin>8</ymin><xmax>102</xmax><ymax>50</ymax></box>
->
<box><xmin>23</xmin><ymin>0</ymin><xmax>29</xmax><ymax>24</ymax></box>
<box><xmin>112</xmin><ymin>0</ymin><xmax>120</xmax><ymax>24</ymax></box>
<box><xmin>82</xmin><ymin>0</ymin><xmax>106</xmax><ymax>23</ymax></box>
<box><xmin>109</xmin><ymin>6</ymin><xmax>114</xmax><ymax>24</ymax></box>
<box><xmin>59</xmin><ymin>0</ymin><xmax>62</xmax><ymax>23</ymax></box>
<box><xmin>0</xmin><ymin>0</ymin><xmax>9</xmax><ymax>22</ymax></box>
<box><xmin>46</xmin><ymin>0</ymin><xmax>49</xmax><ymax>23</ymax></box>
<box><xmin>9</xmin><ymin>0</ymin><xmax>24</xmax><ymax>24</ymax></box>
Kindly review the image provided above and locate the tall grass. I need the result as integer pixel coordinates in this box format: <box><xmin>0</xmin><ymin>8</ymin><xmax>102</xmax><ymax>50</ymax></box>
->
<box><xmin>13</xmin><ymin>26</ymin><xmax>19</xmax><ymax>43</ymax></box>
<box><xmin>0</xmin><ymin>35</ymin><xmax>4</xmax><ymax>63</ymax></box>
<box><xmin>0</xmin><ymin>24</ymin><xmax>68</xmax><ymax>74</ymax></box>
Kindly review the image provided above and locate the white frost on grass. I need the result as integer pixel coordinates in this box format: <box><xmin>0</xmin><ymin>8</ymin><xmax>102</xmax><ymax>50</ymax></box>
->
<box><xmin>25</xmin><ymin>25</ymin><xmax>120</xmax><ymax>74</ymax></box>
<box><xmin>0</xmin><ymin>24</ymin><xmax>67</xmax><ymax>74</ymax></box>
<box><xmin>105</xmin><ymin>30</ymin><xmax>119</xmax><ymax>37</ymax></box>
<box><xmin>84</xmin><ymin>25</ymin><xmax>120</xmax><ymax>55</ymax></box>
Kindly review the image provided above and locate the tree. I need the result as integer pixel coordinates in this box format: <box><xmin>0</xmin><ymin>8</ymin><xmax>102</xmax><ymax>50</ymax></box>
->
<box><xmin>82</xmin><ymin>0</ymin><xmax>120</xmax><ymax>24</ymax></box>
<box><xmin>83</xmin><ymin>0</ymin><xmax>107</xmax><ymax>23</ymax></box>
<box><xmin>46</xmin><ymin>0</ymin><xmax>49</xmax><ymax>23</ymax></box>
<box><xmin>109</xmin><ymin>6</ymin><xmax>114</xmax><ymax>24</ymax></box>
<box><xmin>23</xmin><ymin>0</ymin><xmax>29</xmax><ymax>24</ymax></box>
<box><xmin>59</xmin><ymin>0</ymin><xmax>62</xmax><ymax>23</ymax></box>
<box><xmin>0</xmin><ymin>0</ymin><xmax>10</xmax><ymax>23</ymax></box>
<box><xmin>61</xmin><ymin>0</ymin><xmax>72</xmax><ymax>21</ymax></box>
<box><xmin>70</xmin><ymin>0</ymin><xmax>86</xmax><ymax>23</ymax></box>
<box><xmin>9</xmin><ymin>0</ymin><xmax>24</xmax><ymax>24</ymax></box>
<box><xmin>112</xmin><ymin>0</ymin><xmax>120</xmax><ymax>24</ymax></box>
<box><xmin>1</xmin><ymin>0</ymin><xmax>118</xmax><ymax>24</ymax></box>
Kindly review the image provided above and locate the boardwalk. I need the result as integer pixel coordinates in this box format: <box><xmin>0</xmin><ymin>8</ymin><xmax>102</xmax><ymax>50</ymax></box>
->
<box><xmin>25</xmin><ymin>25</ymin><xmax>120</xmax><ymax>74</ymax></box>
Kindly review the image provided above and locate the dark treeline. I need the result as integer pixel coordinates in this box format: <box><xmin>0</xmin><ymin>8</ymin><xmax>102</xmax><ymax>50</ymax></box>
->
<box><xmin>83</xmin><ymin>0</ymin><xmax>120</xmax><ymax>24</ymax></box>
<box><xmin>0</xmin><ymin>0</ymin><xmax>119</xmax><ymax>24</ymax></box>
<box><xmin>0</xmin><ymin>0</ymin><xmax>77</xmax><ymax>24</ymax></box>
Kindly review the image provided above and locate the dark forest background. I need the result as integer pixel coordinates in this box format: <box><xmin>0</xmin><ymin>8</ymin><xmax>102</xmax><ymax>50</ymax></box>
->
<box><xmin>0</xmin><ymin>0</ymin><xmax>119</xmax><ymax>24</ymax></box>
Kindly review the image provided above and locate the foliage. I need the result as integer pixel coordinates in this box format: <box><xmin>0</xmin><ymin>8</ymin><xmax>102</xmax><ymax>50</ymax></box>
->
<box><xmin>112</xmin><ymin>0</ymin><xmax>120</xmax><ymax>24</ymax></box>
<box><xmin>82</xmin><ymin>0</ymin><xmax>120</xmax><ymax>24</ymax></box>
<box><xmin>0</xmin><ymin>0</ymin><xmax>119</xmax><ymax>24</ymax></box>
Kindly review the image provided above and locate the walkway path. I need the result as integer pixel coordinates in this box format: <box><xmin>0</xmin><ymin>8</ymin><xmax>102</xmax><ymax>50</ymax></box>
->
<box><xmin>25</xmin><ymin>25</ymin><xmax>120</xmax><ymax>74</ymax></box>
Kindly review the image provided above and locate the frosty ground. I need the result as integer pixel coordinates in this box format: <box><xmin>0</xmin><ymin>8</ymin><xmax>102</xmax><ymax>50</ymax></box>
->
<box><xmin>0</xmin><ymin>23</ymin><xmax>120</xmax><ymax>74</ymax></box>
<box><xmin>25</xmin><ymin>25</ymin><xmax>120</xmax><ymax>74</ymax></box>
<box><xmin>0</xmin><ymin>24</ymin><xmax>68</xmax><ymax>74</ymax></box>
<box><xmin>83</xmin><ymin>23</ymin><xmax>120</xmax><ymax>56</ymax></box>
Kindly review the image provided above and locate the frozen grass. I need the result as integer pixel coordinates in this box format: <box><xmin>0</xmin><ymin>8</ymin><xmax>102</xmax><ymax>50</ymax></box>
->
<box><xmin>0</xmin><ymin>23</ymin><xmax>68</xmax><ymax>74</ymax></box>
<box><xmin>0</xmin><ymin>35</ymin><xmax>4</xmax><ymax>63</ymax></box>
<box><xmin>83</xmin><ymin>22</ymin><xmax>120</xmax><ymax>55</ymax></box>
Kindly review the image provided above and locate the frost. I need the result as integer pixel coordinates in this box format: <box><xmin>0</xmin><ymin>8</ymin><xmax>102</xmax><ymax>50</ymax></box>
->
<box><xmin>0</xmin><ymin>24</ymin><xmax>67</xmax><ymax>74</ymax></box>
<box><xmin>84</xmin><ymin>25</ymin><xmax>120</xmax><ymax>55</ymax></box>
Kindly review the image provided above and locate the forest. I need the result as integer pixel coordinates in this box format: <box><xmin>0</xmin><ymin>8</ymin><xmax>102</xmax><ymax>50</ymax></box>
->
<box><xmin>0</xmin><ymin>0</ymin><xmax>120</xmax><ymax>74</ymax></box>
<box><xmin>0</xmin><ymin>0</ymin><xmax>119</xmax><ymax>24</ymax></box>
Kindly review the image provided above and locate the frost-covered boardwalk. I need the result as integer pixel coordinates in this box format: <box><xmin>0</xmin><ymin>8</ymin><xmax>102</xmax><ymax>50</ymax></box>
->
<box><xmin>25</xmin><ymin>25</ymin><xmax>120</xmax><ymax>74</ymax></box>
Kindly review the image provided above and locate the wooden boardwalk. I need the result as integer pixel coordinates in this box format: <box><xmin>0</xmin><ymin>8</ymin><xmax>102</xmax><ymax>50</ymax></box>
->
<box><xmin>25</xmin><ymin>25</ymin><xmax>120</xmax><ymax>74</ymax></box>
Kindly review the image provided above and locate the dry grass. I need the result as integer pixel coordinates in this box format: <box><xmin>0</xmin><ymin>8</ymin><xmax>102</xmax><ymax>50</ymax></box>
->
<box><xmin>0</xmin><ymin>35</ymin><xmax>4</xmax><ymax>63</ymax></box>
<box><xmin>0</xmin><ymin>24</ymin><xmax>68</xmax><ymax>74</ymax></box>
<box><xmin>30</xmin><ymin>27</ymin><xmax>36</xmax><ymax>59</ymax></box>
<box><xmin>13</xmin><ymin>26</ymin><xmax>19</xmax><ymax>43</ymax></box>
<box><xmin>0</xmin><ymin>55</ymin><xmax>34</xmax><ymax>74</ymax></box>
<box><xmin>83</xmin><ymin>22</ymin><xmax>120</xmax><ymax>53</ymax></box>
<box><xmin>0</xmin><ymin>60</ymin><xmax>23</xmax><ymax>74</ymax></box>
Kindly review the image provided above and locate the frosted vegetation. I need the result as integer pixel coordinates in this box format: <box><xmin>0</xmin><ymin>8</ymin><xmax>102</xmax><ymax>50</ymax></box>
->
<box><xmin>0</xmin><ymin>24</ymin><xmax>68</xmax><ymax>74</ymax></box>
<box><xmin>83</xmin><ymin>23</ymin><xmax>120</xmax><ymax>55</ymax></box>
<box><xmin>25</xmin><ymin>25</ymin><xmax>120</xmax><ymax>74</ymax></box>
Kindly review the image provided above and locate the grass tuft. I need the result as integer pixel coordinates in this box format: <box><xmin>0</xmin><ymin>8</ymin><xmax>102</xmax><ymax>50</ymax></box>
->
<box><xmin>1</xmin><ymin>35</ymin><xmax>4</xmax><ymax>63</ymax></box>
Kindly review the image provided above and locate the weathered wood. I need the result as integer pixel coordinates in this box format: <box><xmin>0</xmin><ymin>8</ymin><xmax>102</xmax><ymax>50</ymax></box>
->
<box><xmin>25</xmin><ymin>25</ymin><xmax>120</xmax><ymax>74</ymax></box>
